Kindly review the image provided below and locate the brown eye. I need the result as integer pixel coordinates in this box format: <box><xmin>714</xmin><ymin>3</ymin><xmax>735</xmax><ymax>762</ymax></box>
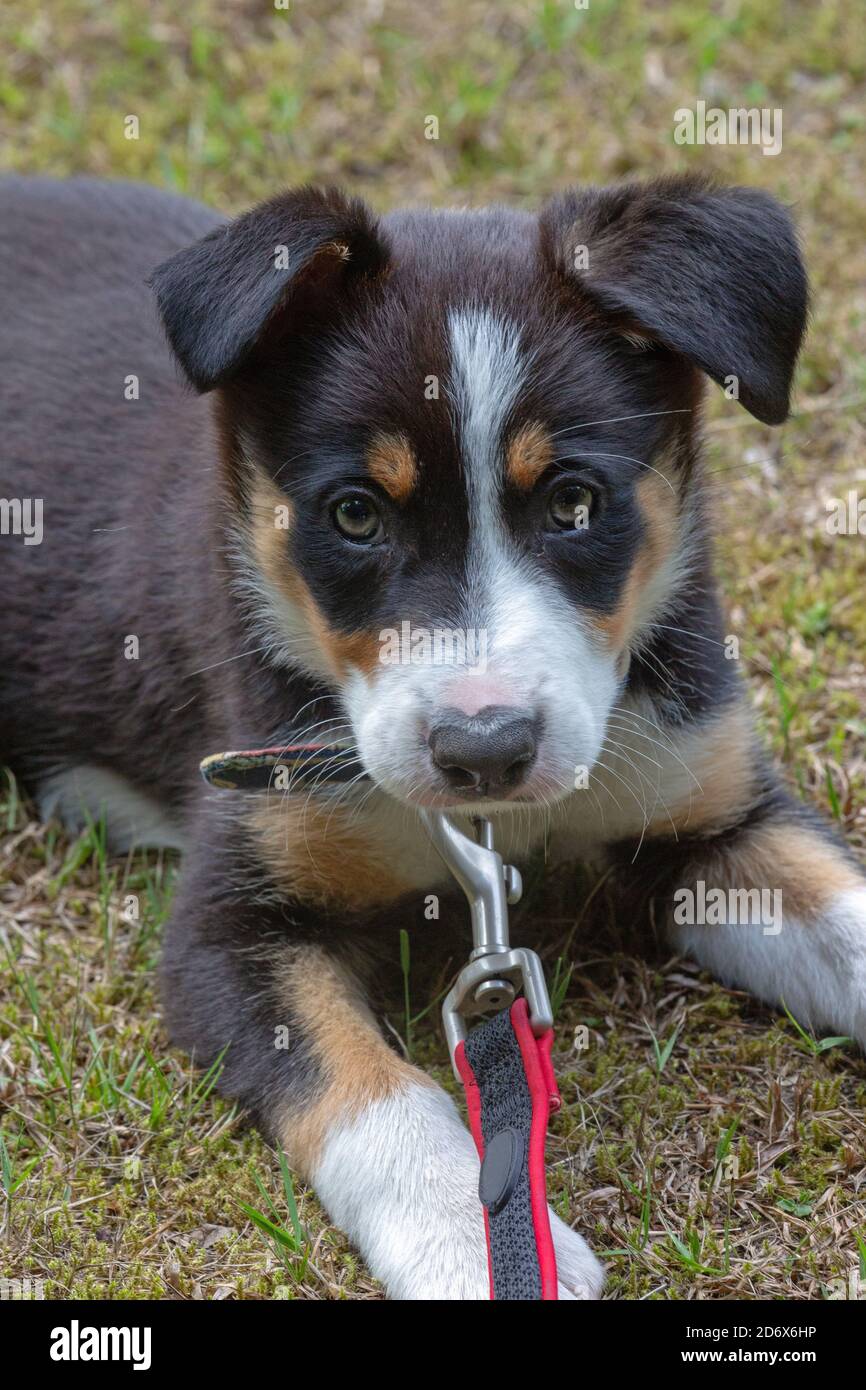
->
<box><xmin>332</xmin><ymin>493</ymin><xmax>384</xmax><ymax>543</ymax></box>
<box><xmin>547</xmin><ymin>482</ymin><xmax>595</xmax><ymax>532</ymax></box>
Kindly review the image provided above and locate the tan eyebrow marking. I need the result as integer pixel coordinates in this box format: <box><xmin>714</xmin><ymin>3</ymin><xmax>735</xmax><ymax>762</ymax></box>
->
<box><xmin>505</xmin><ymin>420</ymin><xmax>554</xmax><ymax>491</ymax></box>
<box><xmin>365</xmin><ymin>431</ymin><xmax>419</xmax><ymax>502</ymax></box>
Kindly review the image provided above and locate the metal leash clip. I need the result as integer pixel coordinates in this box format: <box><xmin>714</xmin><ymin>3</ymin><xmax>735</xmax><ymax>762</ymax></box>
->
<box><xmin>420</xmin><ymin>811</ymin><xmax>553</xmax><ymax>1078</ymax></box>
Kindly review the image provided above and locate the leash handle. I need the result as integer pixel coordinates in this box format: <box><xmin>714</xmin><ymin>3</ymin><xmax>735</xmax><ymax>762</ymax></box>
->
<box><xmin>456</xmin><ymin>1000</ymin><xmax>560</xmax><ymax>1300</ymax></box>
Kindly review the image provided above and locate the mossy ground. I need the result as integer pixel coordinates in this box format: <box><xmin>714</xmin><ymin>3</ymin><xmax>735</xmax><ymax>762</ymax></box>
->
<box><xmin>1</xmin><ymin>0</ymin><xmax>865</xmax><ymax>1299</ymax></box>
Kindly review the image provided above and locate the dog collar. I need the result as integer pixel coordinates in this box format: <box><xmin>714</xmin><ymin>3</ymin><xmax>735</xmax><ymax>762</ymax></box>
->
<box><xmin>200</xmin><ymin>739</ymin><xmax>367</xmax><ymax>791</ymax></box>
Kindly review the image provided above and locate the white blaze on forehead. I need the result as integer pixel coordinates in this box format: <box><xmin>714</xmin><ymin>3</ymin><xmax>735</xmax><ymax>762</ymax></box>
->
<box><xmin>446</xmin><ymin>303</ymin><xmax>537</xmax><ymax>648</ymax></box>
<box><xmin>446</xmin><ymin>305</ymin><xmax>527</xmax><ymax>542</ymax></box>
<box><xmin>445</xmin><ymin>307</ymin><xmax>566</xmax><ymax>639</ymax></box>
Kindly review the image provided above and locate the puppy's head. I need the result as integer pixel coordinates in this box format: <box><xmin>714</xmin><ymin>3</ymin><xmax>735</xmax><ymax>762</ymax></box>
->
<box><xmin>151</xmin><ymin>176</ymin><xmax>806</xmax><ymax>812</ymax></box>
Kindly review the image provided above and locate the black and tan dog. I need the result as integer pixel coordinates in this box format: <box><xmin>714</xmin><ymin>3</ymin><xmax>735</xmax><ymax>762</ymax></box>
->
<box><xmin>1</xmin><ymin>174</ymin><xmax>863</xmax><ymax>1299</ymax></box>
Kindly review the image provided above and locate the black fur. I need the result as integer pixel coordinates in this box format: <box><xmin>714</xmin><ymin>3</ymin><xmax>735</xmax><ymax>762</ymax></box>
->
<box><xmin>541</xmin><ymin>175</ymin><xmax>808</xmax><ymax>425</ymax></box>
<box><xmin>150</xmin><ymin>185</ymin><xmax>389</xmax><ymax>391</ymax></box>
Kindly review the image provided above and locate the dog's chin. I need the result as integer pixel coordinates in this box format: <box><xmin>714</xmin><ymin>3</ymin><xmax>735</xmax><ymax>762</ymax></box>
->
<box><xmin>377</xmin><ymin>770</ymin><xmax>577</xmax><ymax>816</ymax></box>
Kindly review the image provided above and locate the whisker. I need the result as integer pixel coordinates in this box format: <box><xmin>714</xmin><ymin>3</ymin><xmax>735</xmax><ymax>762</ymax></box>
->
<box><xmin>185</xmin><ymin>645</ymin><xmax>269</xmax><ymax>678</ymax></box>
<box><xmin>546</xmin><ymin>408</ymin><xmax>692</xmax><ymax>439</ymax></box>
<box><xmin>599</xmin><ymin>740</ymin><xmax>651</xmax><ymax>822</ymax></box>
<box><xmin>647</xmin><ymin>622</ymin><xmax>793</xmax><ymax>692</ymax></box>
<box><xmin>564</xmin><ymin>450</ymin><xmax>677</xmax><ymax>495</ymax></box>
<box><xmin>601</xmin><ymin>724</ymin><xmax>663</xmax><ymax>770</ymax></box>
<box><xmin>588</xmin><ymin>764</ymin><xmax>624</xmax><ymax>815</ymax></box>
<box><xmin>271</xmin><ymin>446</ymin><xmax>319</xmax><ymax>485</ymax></box>
<box><xmin>606</xmin><ymin>706</ymin><xmax>703</xmax><ymax>792</ymax></box>
<box><xmin>601</xmin><ymin>734</ymin><xmax>680</xmax><ymax>850</ymax></box>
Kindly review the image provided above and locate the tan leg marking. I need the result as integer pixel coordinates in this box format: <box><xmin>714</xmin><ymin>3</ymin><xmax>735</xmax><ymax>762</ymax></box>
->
<box><xmin>649</xmin><ymin>701</ymin><xmax>759</xmax><ymax>837</ymax></box>
<box><xmin>248</xmin><ymin>798</ymin><xmax>413</xmax><ymax>911</ymax></box>
<box><xmin>700</xmin><ymin>822</ymin><xmax>864</xmax><ymax>919</ymax></box>
<box><xmin>366</xmin><ymin>431</ymin><xmax>418</xmax><ymax>502</ymax></box>
<box><xmin>275</xmin><ymin>947</ymin><xmax>425</xmax><ymax>1175</ymax></box>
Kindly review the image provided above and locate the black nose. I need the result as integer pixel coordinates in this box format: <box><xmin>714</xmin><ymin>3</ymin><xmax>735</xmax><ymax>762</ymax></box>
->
<box><xmin>428</xmin><ymin>705</ymin><xmax>539</xmax><ymax>798</ymax></box>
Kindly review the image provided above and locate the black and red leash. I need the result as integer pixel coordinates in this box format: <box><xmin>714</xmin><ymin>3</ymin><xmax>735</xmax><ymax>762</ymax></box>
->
<box><xmin>202</xmin><ymin>740</ymin><xmax>560</xmax><ymax>1300</ymax></box>
<box><xmin>456</xmin><ymin>1001</ymin><xmax>560</xmax><ymax>1300</ymax></box>
<box><xmin>421</xmin><ymin>809</ymin><xmax>560</xmax><ymax>1300</ymax></box>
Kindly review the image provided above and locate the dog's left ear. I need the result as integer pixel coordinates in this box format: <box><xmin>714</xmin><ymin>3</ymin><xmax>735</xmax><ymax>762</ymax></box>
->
<box><xmin>540</xmin><ymin>175</ymin><xmax>807</xmax><ymax>425</ymax></box>
<box><xmin>149</xmin><ymin>185</ymin><xmax>389</xmax><ymax>392</ymax></box>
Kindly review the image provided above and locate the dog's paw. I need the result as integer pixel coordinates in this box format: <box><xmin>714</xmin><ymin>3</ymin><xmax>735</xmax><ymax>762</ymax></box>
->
<box><xmin>384</xmin><ymin>1204</ymin><xmax>603</xmax><ymax>1301</ymax></box>
<box><xmin>313</xmin><ymin>1081</ymin><xmax>604</xmax><ymax>1301</ymax></box>
<box><xmin>549</xmin><ymin>1209</ymin><xmax>605</xmax><ymax>1300</ymax></box>
<box><xmin>385</xmin><ymin>1211</ymin><xmax>492</xmax><ymax>1301</ymax></box>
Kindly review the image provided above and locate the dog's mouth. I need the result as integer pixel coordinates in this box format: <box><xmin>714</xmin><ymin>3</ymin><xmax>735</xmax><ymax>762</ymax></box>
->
<box><xmin>397</xmin><ymin>781</ymin><xmax>544</xmax><ymax>812</ymax></box>
<box><xmin>431</xmin><ymin>783</ymin><xmax>537</xmax><ymax>807</ymax></box>
<box><xmin>361</xmin><ymin>733</ymin><xmax>578</xmax><ymax>814</ymax></box>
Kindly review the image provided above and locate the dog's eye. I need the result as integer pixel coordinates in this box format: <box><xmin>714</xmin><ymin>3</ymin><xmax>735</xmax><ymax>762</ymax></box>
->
<box><xmin>546</xmin><ymin>482</ymin><xmax>595</xmax><ymax>532</ymax></box>
<box><xmin>332</xmin><ymin>493</ymin><xmax>384</xmax><ymax>544</ymax></box>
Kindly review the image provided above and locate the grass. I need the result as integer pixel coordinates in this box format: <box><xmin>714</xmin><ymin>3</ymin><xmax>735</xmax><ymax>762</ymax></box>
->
<box><xmin>1</xmin><ymin>0</ymin><xmax>866</xmax><ymax>1300</ymax></box>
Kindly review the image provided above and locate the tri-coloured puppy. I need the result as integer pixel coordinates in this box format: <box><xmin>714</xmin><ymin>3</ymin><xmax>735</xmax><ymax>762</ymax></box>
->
<box><xmin>2</xmin><ymin>173</ymin><xmax>864</xmax><ymax>1299</ymax></box>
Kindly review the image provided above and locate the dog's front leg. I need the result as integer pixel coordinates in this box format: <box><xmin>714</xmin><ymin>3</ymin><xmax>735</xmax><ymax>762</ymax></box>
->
<box><xmin>161</xmin><ymin>846</ymin><xmax>602</xmax><ymax>1300</ymax></box>
<box><xmin>635</xmin><ymin>805</ymin><xmax>866</xmax><ymax>1047</ymax></box>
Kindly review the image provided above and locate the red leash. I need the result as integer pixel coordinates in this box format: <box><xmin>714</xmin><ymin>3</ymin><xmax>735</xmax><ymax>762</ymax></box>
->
<box><xmin>456</xmin><ymin>999</ymin><xmax>561</xmax><ymax>1299</ymax></box>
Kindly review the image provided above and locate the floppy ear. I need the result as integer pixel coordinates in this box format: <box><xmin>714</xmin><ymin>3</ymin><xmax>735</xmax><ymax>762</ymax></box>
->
<box><xmin>540</xmin><ymin>175</ymin><xmax>808</xmax><ymax>425</ymax></box>
<box><xmin>149</xmin><ymin>186</ymin><xmax>389</xmax><ymax>392</ymax></box>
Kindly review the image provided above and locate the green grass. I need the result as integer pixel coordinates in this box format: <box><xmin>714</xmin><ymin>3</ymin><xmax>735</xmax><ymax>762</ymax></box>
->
<box><xmin>2</xmin><ymin>0</ymin><xmax>866</xmax><ymax>1300</ymax></box>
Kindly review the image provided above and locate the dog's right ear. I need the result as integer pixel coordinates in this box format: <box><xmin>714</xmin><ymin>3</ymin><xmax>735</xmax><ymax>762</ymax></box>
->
<box><xmin>149</xmin><ymin>186</ymin><xmax>389</xmax><ymax>392</ymax></box>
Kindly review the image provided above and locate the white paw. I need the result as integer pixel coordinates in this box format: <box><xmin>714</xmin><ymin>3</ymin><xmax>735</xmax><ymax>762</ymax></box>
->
<box><xmin>312</xmin><ymin>1081</ymin><xmax>603</xmax><ymax>1300</ymax></box>
<box><xmin>673</xmin><ymin>885</ymin><xmax>866</xmax><ymax>1050</ymax></box>
<box><xmin>383</xmin><ymin>1201</ymin><xmax>604</xmax><ymax>1301</ymax></box>
<box><xmin>549</xmin><ymin>1209</ymin><xmax>605</xmax><ymax>1300</ymax></box>
<box><xmin>386</xmin><ymin>1203</ymin><xmax>603</xmax><ymax>1301</ymax></box>
<box><xmin>313</xmin><ymin>1082</ymin><xmax>488</xmax><ymax>1299</ymax></box>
